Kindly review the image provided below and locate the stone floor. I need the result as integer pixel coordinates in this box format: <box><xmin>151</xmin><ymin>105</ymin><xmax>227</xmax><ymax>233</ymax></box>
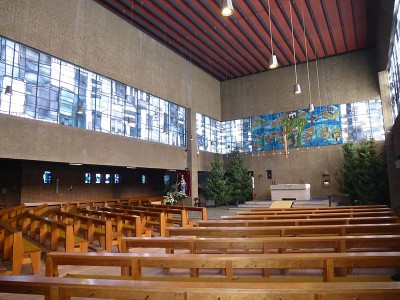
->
<box><xmin>196</xmin><ymin>198</ymin><xmax>331</xmax><ymax>220</ymax></box>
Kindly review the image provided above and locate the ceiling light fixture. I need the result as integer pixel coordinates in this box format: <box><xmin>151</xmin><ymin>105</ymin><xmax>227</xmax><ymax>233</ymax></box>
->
<box><xmin>77</xmin><ymin>104</ymin><xmax>84</xmax><ymax>115</ymax></box>
<box><xmin>268</xmin><ymin>0</ymin><xmax>278</xmax><ymax>69</ymax></box>
<box><xmin>5</xmin><ymin>85</ymin><xmax>12</xmax><ymax>96</ymax></box>
<box><xmin>301</xmin><ymin>1</ymin><xmax>313</xmax><ymax>112</ymax></box>
<box><xmin>221</xmin><ymin>0</ymin><xmax>234</xmax><ymax>16</ymax></box>
<box><xmin>289</xmin><ymin>0</ymin><xmax>301</xmax><ymax>94</ymax></box>
<box><xmin>127</xmin><ymin>117</ymin><xmax>135</xmax><ymax>126</ymax></box>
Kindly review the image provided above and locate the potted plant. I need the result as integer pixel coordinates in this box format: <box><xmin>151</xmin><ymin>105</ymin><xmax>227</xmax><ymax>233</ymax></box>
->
<box><xmin>163</xmin><ymin>191</ymin><xmax>187</xmax><ymax>206</ymax></box>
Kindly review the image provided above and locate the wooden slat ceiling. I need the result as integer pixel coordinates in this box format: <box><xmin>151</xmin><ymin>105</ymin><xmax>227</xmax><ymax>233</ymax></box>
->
<box><xmin>93</xmin><ymin>0</ymin><xmax>378</xmax><ymax>81</ymax></box>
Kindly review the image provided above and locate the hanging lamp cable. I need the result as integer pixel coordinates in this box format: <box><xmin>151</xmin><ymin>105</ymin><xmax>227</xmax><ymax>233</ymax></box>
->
<box><xmin>301</xmin><ymin>1</ymin><xmax>312</xmax><ymax>108</ymax></box>
<box><xmin>289</xmin><ymin>0</ymin><xmax>298</xmax><ymax>85</ymax></box>
<box><xmin>268</xmin><ymin>0</ymin><xmax>274</xmax><ymax>56</ymax></box>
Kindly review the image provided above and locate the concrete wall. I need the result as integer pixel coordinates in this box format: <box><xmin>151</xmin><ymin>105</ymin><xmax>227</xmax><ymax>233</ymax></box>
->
<box><xmin>221</xmin><ymin>49</ymin><xmax>380</xmax><ymax>120</ymax></box>
<box><xmin>0</xmin><ymin>114</ymin><xmax>187</xmax><ymax>170</ymax></box>
<box><xmin>220</xmin><ymin>50</ymin><xmax>383</xmax><ymax>200</ymax></box>
<box><xmin>19</xmin><ymin>161</ymin><xmax>165</xmax><ymax>203</ymax></box>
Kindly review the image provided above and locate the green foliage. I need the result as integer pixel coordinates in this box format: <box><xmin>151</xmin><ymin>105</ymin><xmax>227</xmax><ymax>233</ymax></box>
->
<box><xmin>337</xmin><ymin>140</ymin><xmax>389</xmax><ymax>205</ymax></box>
<box><xmin>225</xmin><ymin>147</ymin><xmax>253</xmax><ymax>204</ymax></box>
<box><xmin>164</xmin><ymin>191</ymin><xmax>187</xmax><ymax>205</ymax></box>
<box><xmin>337</xmin><ymin>142</ymin><xmax>358</xmax><ymax>200</ymax></box>
<box><xmin>204</xmin><ymin>155</ymin><xmax>232</xmax><ymax>206</ymax></box>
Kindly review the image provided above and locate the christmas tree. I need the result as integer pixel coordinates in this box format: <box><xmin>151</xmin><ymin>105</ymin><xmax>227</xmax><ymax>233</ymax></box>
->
<box><xmin>337</xmin><ymin>139</ymin><xmax>389</xmax><ymax>205</ymax></box>
<box><xmin>204</xmin><ymin>155</ymin><xmax>232</xmax><ymax>206</ymax></box>
<box><xmin>225</xmin><ymin>147</ymin><xmax>253</xmax><ymax>204</ymax></box>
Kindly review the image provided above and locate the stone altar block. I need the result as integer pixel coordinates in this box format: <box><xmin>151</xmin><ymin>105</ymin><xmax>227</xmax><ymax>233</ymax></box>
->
<box><xmin>270</xmin><ymin>184</ymin><xmax>311</xmax><ymax>201</ymax></box>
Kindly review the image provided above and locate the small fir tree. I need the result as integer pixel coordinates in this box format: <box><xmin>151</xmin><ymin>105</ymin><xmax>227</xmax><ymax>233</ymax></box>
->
<box><xmin>225</xmin><ymin>147</ymin><xmax>253</xmax><ymax>204</ymax></box>
<box><xmin>337</xmin><ymin>142</ymin><xmax>358</xmax><ymax>200</ymax></box>
<box><xmin>204</xmin><ymin>155</ymin><xmax>231</xmax><ymax>206</ymax></box>
<box><xmin>337</xmin><ymin>139</ymin><xmax>390</xmax><ymax>205</ymax></box>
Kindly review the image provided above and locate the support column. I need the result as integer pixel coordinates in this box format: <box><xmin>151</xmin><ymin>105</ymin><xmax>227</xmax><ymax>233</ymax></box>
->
<box><xmin>186</xmin><ymin>108</ymin><xmax>199</xmax><ymax>206</ymax></box>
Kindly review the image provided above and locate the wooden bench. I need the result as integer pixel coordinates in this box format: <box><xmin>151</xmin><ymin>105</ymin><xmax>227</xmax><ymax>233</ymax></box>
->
<box><xmin>45</xmin><ymin>251</ymin><xmax>400</xmax><ymax>282</ymax></box>
<box><xmin>246</xmin><ymin>205</ymin><xmax>389</xmax><ymax>211</ymax></box>
<box><xmin>0</xmin><ymin>204</ymin><xmax>26</xmax><ymax>221</ymax></box>
<box><xmin>128</xmin><ymin>205</ymin><xmax>191</xmax><ymax>227</ymax></box>
<box><xmin>22</xmin><ymin>213</ymin><xmax>88</xmax><ymax>252</ymax></box>
<box><xmin>100</xmin><ymin>206</ymin><xmax>166</xmax><ymax>237</ymax></box>
<box><xmin>0</xmin><ymin>219</ymin><xmax>41</xmax><ymax>275</ymax></box>
<box><xmin>53</xmin><ymin>210</ymin><xmax>121</xmax><ymax>252</ymax></box>
<box><xmin>28</xmin><ymin>203</ymin><xmax>51</xmax><ymax>217</ymax></box>
<box><xmin>63</xmin><ymin>198</ymin><xmax>119</xmax><ymax>211</ymax></box>
<box><xmin>0</xmin><ymin>205</ymin><xmax>26</xmax><ymax>231</ymax></box>
<box><xmin>168</xmin><ymin>223</ymin><xmax>400</xmax><ymax>237</ymax></box>
<box><xmin>143</xmin><ymin>203</ymin><xmax>207</xmax><ymax>225</ymax></box>
<box><xmin>76</xmin><ymin>207</ymin><xmax>148</xmax><ymax>237</ymax></box>
<box><xmin>221</xmin><ymin>210</ymin><xmax>396</xmax><ymax>220</ymax></box>
<box><xmin>121</xmin><ymin>235</ymin><xmax>400</xmax><ymax>255</ymax></box>
<box><xmin>2</xmin><ymin>276</ymin><xmax>400</xmax><ymax>300</ymax></box>
<box><xmin>241</xmin><ymin>207</ymin><xmax>395</xmax><ymax>215</ymax></box>
<box><xmin>127</xmin><ymin>196</ymin><xmax>164</xmax><ymax>205</ymax></box>
<box><xmin>196</xmin><ymin>216</ymin><xmax>400</xmax><ymax>227</ymax></box>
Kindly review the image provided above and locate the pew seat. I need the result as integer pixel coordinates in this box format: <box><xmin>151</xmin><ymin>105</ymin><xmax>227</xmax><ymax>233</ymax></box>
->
<box><xmin>0</xmin><ymin>220</ymin><xmax>41</xmax><ymax>275</ymax></box>
<box><xmin>2</xmin><ymin>275</ymin><xmax>400</xmax><ymax>300</ymax></box>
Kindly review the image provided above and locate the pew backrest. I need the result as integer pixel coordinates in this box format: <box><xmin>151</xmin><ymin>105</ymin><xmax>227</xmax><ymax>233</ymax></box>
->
<box><xmin>168</xmin><ymin>223</ymin><xmax>400</xmax><ymax>237</ymax></box>
<box><xmin>196</xmin><ymin>216</ymin><xmax>400</xmax><ymax>227</ymax></box>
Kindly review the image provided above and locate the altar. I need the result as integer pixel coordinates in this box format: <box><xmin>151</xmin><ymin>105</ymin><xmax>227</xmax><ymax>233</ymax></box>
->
<box><xmin>270</xmin><ymin>184</ymin><xmax>311</xmax><ymax>201</ymax></box>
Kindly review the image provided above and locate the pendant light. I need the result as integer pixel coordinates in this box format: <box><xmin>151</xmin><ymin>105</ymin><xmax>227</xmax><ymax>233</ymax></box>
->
<box><xmin>77</xmin><ymin>104</ymin><xmax>84</xmax><ymax>115</ymax></box>
<box><xmin>5</xmin><ymin>85</ymin><xmax>12</xmax><ymax>95</ymax></box>
<box><xmin>289</xmin><ymin>0</ymin><xmax>301</xmax><ymax>94</ymax></box>
<box><xmin>221</xmin><ymin>0</ymin><xmax>234</xmax><ymax>17</ymax></box>
<box><xmin>268</xmin><ymin>0</ymin><xmax>278</xmax><ymax>69</ymax></box>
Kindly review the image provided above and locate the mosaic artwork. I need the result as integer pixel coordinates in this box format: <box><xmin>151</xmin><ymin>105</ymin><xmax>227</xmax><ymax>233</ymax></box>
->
<box><xmin>251</xmin><ymin>104</ymin><xmax>342</xmax><ymax>152</ymax></box>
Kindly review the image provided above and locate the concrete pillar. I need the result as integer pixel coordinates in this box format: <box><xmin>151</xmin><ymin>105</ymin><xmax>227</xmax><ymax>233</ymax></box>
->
<box><xmin>186</xmin><ymin>108</ymin><xmax>199</xmax><ymax>206</ymax></box>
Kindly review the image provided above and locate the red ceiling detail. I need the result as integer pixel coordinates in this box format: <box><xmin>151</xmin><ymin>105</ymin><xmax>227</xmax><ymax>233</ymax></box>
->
<box><xmin>93</xmin><ymin>0</ymin><xmax>377</xmax><ymax>81</ymax></box>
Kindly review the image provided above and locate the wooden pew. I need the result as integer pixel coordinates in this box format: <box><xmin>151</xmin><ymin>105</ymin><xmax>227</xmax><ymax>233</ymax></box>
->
<box><xmin>240</xmin><ymin>207</ymin><xmax>395</xmax><ymax>215</ymax></box>
<box><xmin>64</xmin><ymin>198</ymin><xmax>120</xmax><ymax>211</ymax></box>
<box><xmin>45</xmin><ymin>251</ymin><xmax>400</xmax><ymax>282</ymax></box>
<box><xmin>167</xmin><ymin>223</ymin><xmax>400</xmax><ymax>238</ymax></box>
<box><xmin>144</xmin><ymin>203</ymin><xmax>208</xmax><ymax>223</ymax></box>
<box><xmin>52</xmin><ymin>210</ymin><xmax>121</xmax><ymax>252</ymax></box>
<box><xmin>0</xmin><ymin>205</ymin><xmax>26</xmax><ymax>232</ymax></box>
<box><xmin>127</xmin><ymin>196</ymin><xmax>164</xmax><ymax>205</ymax></box>
<box><xmin>27</xmin><ymin>203</ymin><xmax>52</xmax><ymax>216</ymax></box>
<box><xmin>76</xmin><ymin>207</ymin><xmax>147</xmax><ymax>237</ymax></box>
<box><xmin>245</xmin><ymin>205</ymin><xmax>389</xmax><ymax>211</ymax></box>
<box><xmin>0</xmin><ymin>204</ymin><xmax>26</xmax><ymax>221</ymax></box>
<box><xmin>0</xmin><ymin>220</ymin><xmax>41</xmax><ymax>275</ymax></box>
<box><xmin>121</xmin><ymin>235</ymin><xmax>400</xmax><ymax>255</ymax></box>
<box><xmin>2</xmin><ymin>276</ymin><xmax>400</xmax><ymax>300</ymax></box>
<box><xmin>22</xmin><ymin>213</ymin><xmax>88</xmax><ymax>252</ymax></box>
<box><xmin>128</xmin><ymin>205</ymin><xmax>190</xmax><ymax>227</ymax></box>
<box><xmin>196</xmin><ymin>216</ymin><xmax>400</xmax><ymax>227</ymax></box>
<box><xmin>100</xmin><ymin>206</ymin><xmax>166</xmax><ymax>236</ymax></box>
<box><xmin>221</xmin><ymin>211</ymin><xmax>396</xmax><ymax>220</ymax></box>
